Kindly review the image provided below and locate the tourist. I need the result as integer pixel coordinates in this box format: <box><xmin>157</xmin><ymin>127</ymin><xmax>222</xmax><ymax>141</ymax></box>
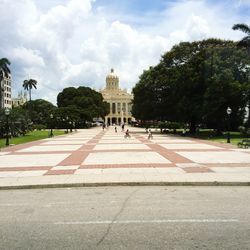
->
<box><xmin>148</xmin><ymin>129</ymin><xmax>153</xmax><ymax>139</ymax></box>
<box><xmin>115</xmin><ymin>126</ymin><xmax>117</xmax><ymax>133</ymax></box>
<box><xmin>124</xmin><ymin>129</ymin><xmax>130</xmax><ymax>138</ymax></box>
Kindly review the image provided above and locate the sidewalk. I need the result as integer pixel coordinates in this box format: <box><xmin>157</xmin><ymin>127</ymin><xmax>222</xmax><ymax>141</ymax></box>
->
<box><xmin>0</xmin><ymin>127</ymin><xmax>250</xmax><ymax>189</ymax></box>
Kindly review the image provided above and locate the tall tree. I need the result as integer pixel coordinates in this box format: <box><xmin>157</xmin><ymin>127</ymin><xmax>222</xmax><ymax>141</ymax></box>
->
<box><xmin>23</xmin><ymin>79</ymin><xmax>37</xmax><ymax>101</ymax></box>
<box><xmin>0</xmin><ymin>58</ymin><xmax>11</xmax><ymax>108</ymax></box>
<box><xmin>22</xmin><ymin>99</ymin><xmax>55</xmax><ymax>125</ymax></box>
<box><xmin>57</xmin><ymin>86</ymin><xmax>109</xmax><ymax>124</ymax></box>
<box><xmin>132</xmin><ymin>39</ymin><xmax>250</xmax><ymax>133</ymax></box>
<box><xmin>232</xmin><ymin>23</ymin><xmax>250</xmax><ymax>54</ymax></box>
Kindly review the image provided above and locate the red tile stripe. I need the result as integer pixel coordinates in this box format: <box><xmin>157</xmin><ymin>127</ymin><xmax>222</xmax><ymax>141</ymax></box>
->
<box><xmin>80</xmin><ymin>163</ymin><xmax>176</xmax><ymax>169</ymax></box>
<box><xmin>0</xmin><ymin>166</ymin><xmax>52</xmax><ymax>172</ymax></box>
<box><xmin>45</xmin><ymin>169</ymin><xmax>76</xmax><ymax>175</ymax></box>
<box><xmin>147</xmin><ymin>144</ymin><xmax>193</xmax><ymax>163</ymax></box>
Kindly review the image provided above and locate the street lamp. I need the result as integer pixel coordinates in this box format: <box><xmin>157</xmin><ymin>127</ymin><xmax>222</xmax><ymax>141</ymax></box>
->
<box><xmin>50</xmin><ymin>113</ymin><xmax>54</xmax><ymax>137</ymax></box>
<box><xmin>5</xmin><ymin>108</ymin><xmax>10</xmax><ymax>146</ymax></box>
<box><xmin>69</xmin><ymin>121</ymin><xmax>72</xmax><ymax>132</ymax></box>
<box><xmin>66</xmin><ymin>116</ymin><xmax>69</xmax><ymax>133</ymax></box>
<box><xmin>226</xmin><ymin>107</ymin><xmax>232</xmax><ymax>143</ymax></box>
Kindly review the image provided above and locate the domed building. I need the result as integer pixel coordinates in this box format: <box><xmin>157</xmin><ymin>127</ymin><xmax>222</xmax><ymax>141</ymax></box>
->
<box><xmin>101</xmin><ymin>69</ymin><xmax>134</xmax><ymax>125</ymax></box>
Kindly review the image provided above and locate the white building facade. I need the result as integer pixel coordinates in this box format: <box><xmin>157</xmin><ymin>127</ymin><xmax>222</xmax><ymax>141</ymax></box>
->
<box><xmin>0</xmin><ymin>73</ymin><xmax>12</xmax><ymax>109</ymax></box>
<box><xmin>101</xmin><ymin>69</ymin><xmax>134</xmax><ymax>125</ymax></box>
<box><xmin>12</xmin><ymin>91</ymin><xmax>27</xmax><ymax>107</ymax></box>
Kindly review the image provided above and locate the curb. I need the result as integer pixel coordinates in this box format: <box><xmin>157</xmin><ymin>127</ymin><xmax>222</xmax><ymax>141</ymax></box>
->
<box><xmin>0</xmin><ymin>181</ymin><xmax>250</xmax><ymax>190</ymax></box>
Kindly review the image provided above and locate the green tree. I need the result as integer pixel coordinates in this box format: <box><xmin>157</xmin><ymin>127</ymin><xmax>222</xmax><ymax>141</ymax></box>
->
<box><xmin>132</xmin><ymin>39</ymin><xmax>250</xmax><ymax>133</ymax></box>
<box><xmin>0</xmin><ymin>107</ymin><xmax>32</xmax><ymax>138</ymax></box>
<box><xmin>0</xmin><ymin>58</ymin><xmax>11</xmax><ymax>108</ymax></box>
<box><xmin>23</xmin><ymin>79</ymin><xmax>37</xmax><ymax>101</ymax></box>
<box><xmin>232</xmin><ymin>23</ymin><xmax>250</xmax><ymax>54</ymax></box>
<box><xmin>22</xmin><ymin>99</ymin><xmax>56</xmax><ymax>126</ymax></box>
<box><xmin>57</xmin><ymin>86</ymin><xmax>109</xmax><ymax>126</ymax></box>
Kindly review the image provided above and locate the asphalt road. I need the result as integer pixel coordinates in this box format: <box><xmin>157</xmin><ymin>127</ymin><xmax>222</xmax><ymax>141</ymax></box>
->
<box><xmin>0</xmin><ymin>186</ymin><xmax>249</xmax><ymax>250</ymax></box>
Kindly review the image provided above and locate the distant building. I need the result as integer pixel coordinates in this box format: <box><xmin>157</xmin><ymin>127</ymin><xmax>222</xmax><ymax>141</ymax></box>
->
<box><xmin>0</xmin><ymin>73</ymin><xmax>12</xmax><ymax>109</ymax></box>
<box><xmin>12</xmin><ymin>91</ymin><xmax>28</xmax><ymax>107</ymax></box>
<box><xmin>100</xmin><ymin>69</ymin><xmax>134</xmax><ymax>125</ymax></box>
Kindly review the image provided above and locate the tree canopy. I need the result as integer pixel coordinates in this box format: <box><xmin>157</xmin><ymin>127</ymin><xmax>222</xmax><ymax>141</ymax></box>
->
<box><xmin>23</xmin><ymin>79</ymin><xmax>37</xmax><ymax>101</ymax></box>
<box><xmin>22</xmin><ymin>99</ymin><xmax>56</xmax><ymax>126</ymax></box>
<box><xmin>57</xmin><ymin>86</ymin><xmax>109</xmax><ymax>124</ymax></box>
<box><xmin>132</xmin><ymin>39</ymin><xmax>250</xmax><ymax>133</ymax></box>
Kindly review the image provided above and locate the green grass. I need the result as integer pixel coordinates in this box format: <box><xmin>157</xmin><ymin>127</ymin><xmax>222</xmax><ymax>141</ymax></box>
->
<box><xmin>0</xmin><ymin>130</ymin><xmax>65</xmax><ymax>148</ymax></box>
<box><xmin>152</xmin><ymin>128</ymin><xmax>247</xmax><ymax>146</ymax></box>
<box><xmin>192</xmin><ymin>130</ymin><xmax>247</xmax><ymax>146</ymax></box>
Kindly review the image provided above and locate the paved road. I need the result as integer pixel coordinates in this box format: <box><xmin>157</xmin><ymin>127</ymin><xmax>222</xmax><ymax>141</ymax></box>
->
<box><xmin>0</xmin><ymin>187</ymin><xmax>249</xmax><ymax>250</ymax></box>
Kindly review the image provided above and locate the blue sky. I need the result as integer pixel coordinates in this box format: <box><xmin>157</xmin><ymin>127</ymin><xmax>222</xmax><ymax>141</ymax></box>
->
<box><xmin>0</xmin><ymin>0</ymin><xmax>249</xmax><ymax>104</ymax></box>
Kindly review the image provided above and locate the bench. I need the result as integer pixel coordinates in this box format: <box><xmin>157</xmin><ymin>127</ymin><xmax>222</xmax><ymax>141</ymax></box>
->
<box><xmin>238</xmin><ymin>139</ymin><xmax>250</xmax><ymax>148</ymax></box>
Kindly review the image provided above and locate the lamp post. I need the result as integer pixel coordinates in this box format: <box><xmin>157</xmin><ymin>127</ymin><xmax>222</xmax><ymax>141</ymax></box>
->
<box><xmin>226</xmin><ymin>107</ymin><xmax>232</xmax><ymax>143</ymax></box>
<box><xmin>5</xmin><ymin>108</ymin><xmax>10</xmax><ymax>146</ymax></box>
<box><xmin>50</xmin><ymin>113</ymin><xmax>54</xmax><ymax>137</ymax></box>
<box><xmin>66</xmin><ymin>116</ymin><xmax>69</xmax><ymax>133</ymax></box>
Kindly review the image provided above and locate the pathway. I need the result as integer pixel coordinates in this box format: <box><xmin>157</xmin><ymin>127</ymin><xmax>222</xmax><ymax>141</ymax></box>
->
<box><xmin>0</xmin><ymin>126</ymin><xmax>250</xmax><ymax>188</ymax></box>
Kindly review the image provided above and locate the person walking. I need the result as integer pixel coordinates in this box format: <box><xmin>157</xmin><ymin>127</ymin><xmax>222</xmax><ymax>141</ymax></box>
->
<box><xmin>115</xmin><ymin>126</ymin><xmax>117</xmax><ymax>133</ymax></box>
<box><xmin>148</xmin><ymin>129</ymin><xmax>153</xmax><ymax>139</ymax></box>
<box><xmin>124</xmin><ymin>129</ymin><xmax>130</xmax><ymax>138</ymax></box>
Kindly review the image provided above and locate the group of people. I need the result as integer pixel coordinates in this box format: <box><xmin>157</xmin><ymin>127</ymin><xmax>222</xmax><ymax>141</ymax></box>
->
<box><xmin>102</xmin><ymin>123</ymin><xmax>154</xmax><ymax>140</ymax></box>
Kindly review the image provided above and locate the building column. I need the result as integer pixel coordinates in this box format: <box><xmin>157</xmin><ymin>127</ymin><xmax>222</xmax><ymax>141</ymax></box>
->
<box><xmin>109</xmin><ymin>103</ymin><xmax>112</xmax><ymax>115</ymax></box>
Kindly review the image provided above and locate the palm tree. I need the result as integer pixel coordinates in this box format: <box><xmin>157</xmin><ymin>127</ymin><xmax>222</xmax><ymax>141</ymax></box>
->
<box><xmin>23</xmin><ymin>79</ymin><xmax>37</xmax><ymax>101</ymax></box>
<box><xmin>0</xmin><ymin>58</ymin><xmax>11</xmax><ymax>108</ymax></box>
<box><xmin>232</xmin><ymin>23</ymin><xmax>250</xmax><ymax>54</ymax></box>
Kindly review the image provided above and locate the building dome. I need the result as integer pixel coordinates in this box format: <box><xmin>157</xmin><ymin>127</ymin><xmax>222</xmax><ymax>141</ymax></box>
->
<box><xmin>106</xmin><ymin>68</ymin><xmax>119</xmax><ymax>90</ymax></box>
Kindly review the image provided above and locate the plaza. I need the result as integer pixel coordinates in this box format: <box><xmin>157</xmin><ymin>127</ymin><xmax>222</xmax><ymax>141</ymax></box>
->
<box><xmin>0</xmin><ymin>126</ymin><xmax>250</xmax><ymax>189</ymax></box>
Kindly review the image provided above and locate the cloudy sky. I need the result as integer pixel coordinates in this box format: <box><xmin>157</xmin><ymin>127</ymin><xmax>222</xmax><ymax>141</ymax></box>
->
<box><xmin>0</xmin><ymin>0</ymin><xmax>249</xmax><ymax>104</ymax></box>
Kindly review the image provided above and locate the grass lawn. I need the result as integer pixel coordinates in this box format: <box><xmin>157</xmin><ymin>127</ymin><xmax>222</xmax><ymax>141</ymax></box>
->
<box><xmin>0</xmin><ymin>130</ymin><xmax>65</xmax><ymax>149</ymax></box>
<box><xmin>193</xmin><ymin>130</ymin><xmax>248</xmax><ymax>146</ymax></box>
<box><xmin>153</xmin><ymin>128</ymin><xmax>247</xmax><ymax>146</ymax></box>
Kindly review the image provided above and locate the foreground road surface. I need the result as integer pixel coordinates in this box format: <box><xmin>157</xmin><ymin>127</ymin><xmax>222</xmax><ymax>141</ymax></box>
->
<box><xmin>0</xmin><ymin>187</ymin><xmax>249</xmax><ymax>250</ymax></box>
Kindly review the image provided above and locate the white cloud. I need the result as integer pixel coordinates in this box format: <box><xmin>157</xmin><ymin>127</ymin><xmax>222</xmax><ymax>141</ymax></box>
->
<box><xmin>0</xmin><ymin>0</ymin><xmax>249</xmax><ymax>104</ymax></box>
<box><xmin>12</xmin><ymin>47</ymin><xmax>45</xmax><ymax>67</ymax></box>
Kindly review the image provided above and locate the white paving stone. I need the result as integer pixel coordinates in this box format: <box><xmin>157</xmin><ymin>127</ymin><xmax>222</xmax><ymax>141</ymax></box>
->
<box><xmin>0</xmin><ymin>152</ymin><xmax>9</xmax><ymax>156</ymax></box>
<box><xmin>152</xmin><ymin>139</ymin><xmax>194</xmax><ymax>143</ymax></box>
<box><xmin>83</xmin><ymin>152</ymin><xmax>171</xmax><ymax>165</ymax></box>
<box><xmin>154</xmin><ymin>167</ymin><xmax>186</xmax><ymax>174</ymax></box>
<box><xmin>93</xmin><ymin>144</ymin><xmax>150</xmax><ymax>150</ymax></box>
<box><xmin>0</xmin><ymin>154</ymin><xmax>69</xmax><ymax>167</ymax></box>
<box><xmin>177</xmin><ymin>151</ymin><xmax>250</xmax><ymax>163</ymax></box>
<box><xmin>0</xmin><ymin>172</ymin><xmax>20</xmax><ymax>178</ymax></box>
<box><xmin>17</xmin><ymin>145</ymin><xmax>81</xmax><ymax>152</ymax></box>
<box><xmin>176</xmin><ymin>163</ymin><xmax>206</xmax><ymax>168</ymax></box>
<box><xmin>42</xmin><ymin>141</ymin><xmax>86</xmax><ymax>145</ymax></box>
<box><xmin>16</xmin><ymin>171</ymin><xmax>47</xmax><ymax>177</ymax></box>
<box><xmin>98</xmin><ymin>139</ymin><xmax>141</xmax><ymax>144</ymax></box>
<box><xmin>0</xmin><ymin>171</ymin><xmax>45</xmax><ymax>178</ymax></box>
<box><xmin>159</xmin><ymin>143</ymin><xmax>221</xmax><ymax>149</ymax></box>
<box><xmin>210</xmin><ymin>167</ymin><xmax>250</xmax><ymax>173</ymax></box>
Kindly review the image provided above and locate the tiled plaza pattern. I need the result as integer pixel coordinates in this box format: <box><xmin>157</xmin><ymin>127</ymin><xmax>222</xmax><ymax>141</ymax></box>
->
<box><xmin>1</xmin><ymin>126</ymin><xmax>250</xmax><ymax>186</ymax></box>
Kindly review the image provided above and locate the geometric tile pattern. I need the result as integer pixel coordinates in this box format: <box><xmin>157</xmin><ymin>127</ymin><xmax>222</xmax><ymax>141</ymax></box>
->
<box><xmin>1</xmin><ymin>126</ymin><xmax>250</xmax><ymax>178</ymax></box>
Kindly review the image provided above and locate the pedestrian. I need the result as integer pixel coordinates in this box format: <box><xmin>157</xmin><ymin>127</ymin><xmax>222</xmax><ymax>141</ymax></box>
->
<box><xmin>124</xmin><ymin>129</ymin><xmax>130</xmax><ymax>138</ymax></box>
<box><xmin>182</xmin><ymin>128</ymin><xmax>186</xmax><ymax>136</ymax></box>
<box><xmin>115</xmin><ymin>126</ymin><xmax>117</xmax><ymax>133</ymax></box>
<box><xmin>148</xmin><ymin>129</ymin><xmax>153</xmax><ymax>139</ymax></box>
<box><xmin>102</xmin><ymin>123</ymin><xmax>105</xmax><ymax>131</ymax></box>
<box><xmin>122</xmin><ymin>123</ymin><xmax>125</xmax><ymax>132</ymax></box>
